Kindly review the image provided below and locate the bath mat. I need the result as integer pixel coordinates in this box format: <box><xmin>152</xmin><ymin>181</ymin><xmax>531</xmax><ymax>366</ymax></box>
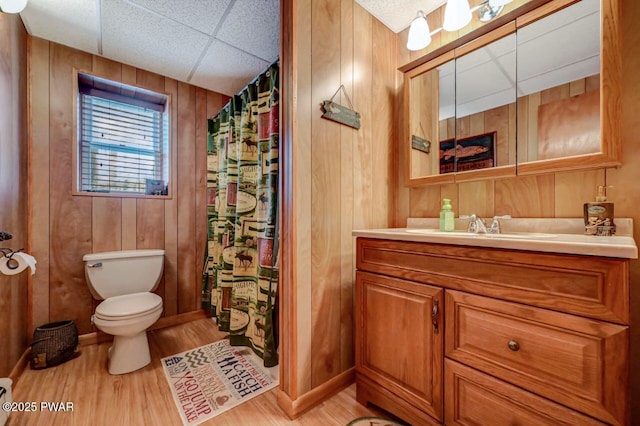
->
<box><xmin>347</xmin><ymin>417</ymin><xmax>408</xmax><ymax>426</ymax></box>
<box><xmin>161</xmin><ymin>339</ymin><xmax>278</xmax><ymax>425</ymax></box>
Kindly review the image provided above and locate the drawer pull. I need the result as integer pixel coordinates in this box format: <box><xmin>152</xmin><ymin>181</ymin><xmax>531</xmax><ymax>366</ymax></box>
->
<box><xmin>508</xmin><ymin>340</ymin><xmax>520</xmax><ymax>351</ymax></box>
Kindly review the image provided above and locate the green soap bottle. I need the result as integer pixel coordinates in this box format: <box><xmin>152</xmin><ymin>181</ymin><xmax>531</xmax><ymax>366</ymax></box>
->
<box><xmin>439</xmin><ymin>199</ymin><xmax>455</xmax><ymax>232</ymax></box>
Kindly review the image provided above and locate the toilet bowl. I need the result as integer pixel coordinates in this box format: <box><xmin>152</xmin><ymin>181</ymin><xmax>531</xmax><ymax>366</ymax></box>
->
<box><xmin>83</xmin><ymin>249</ymin><xmax>165</xmax><ymax>375</ymax></box>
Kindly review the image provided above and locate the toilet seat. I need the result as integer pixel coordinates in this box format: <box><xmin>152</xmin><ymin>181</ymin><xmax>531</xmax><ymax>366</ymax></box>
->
<box><xmin>95</xmin><ymin>292</ymin><xmax>162</xmax><ymax>321</ymax></box>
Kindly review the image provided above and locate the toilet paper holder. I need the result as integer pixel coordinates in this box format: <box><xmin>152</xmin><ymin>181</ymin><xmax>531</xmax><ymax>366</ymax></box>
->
<box><xmin>0</xmin><ymin>231</ymin><xmax>21</xmax><ymax>270</ymax></box>
<box><xmin>0</xmin><ymin>248</ymin><xmax>24</xmax><ymax>270</ymax></box>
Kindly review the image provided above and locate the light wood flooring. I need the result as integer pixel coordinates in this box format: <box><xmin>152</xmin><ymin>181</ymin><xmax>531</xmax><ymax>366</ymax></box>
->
<box><xmin>8</xmin><ymin>318</ymin><xmax>387</xmax><ymax>425</ymax></box>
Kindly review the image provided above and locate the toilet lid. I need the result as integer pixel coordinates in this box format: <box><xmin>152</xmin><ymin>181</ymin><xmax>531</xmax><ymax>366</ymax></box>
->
<box><xmin>95</xmin><ymin>292</ymin><xmax>162</xmax><ymax>320</ymax></box>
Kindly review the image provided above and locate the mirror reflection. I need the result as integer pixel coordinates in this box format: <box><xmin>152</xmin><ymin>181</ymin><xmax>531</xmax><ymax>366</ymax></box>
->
<box><xmin>452</xmin><ymin>33</ymin><xmax>516</xmax><ymax>173</ymax></box>
<box><xmin>406</xmin><ymin>0</ymin><xmax>605</xmax><ymax>183</ymax></box>
<box><xmin>409</xmin><ymin>59</ymin><xmax>455</xmax><ymax>179</ymax></box>
<box><xmin>516</xmin><ymin>0</ymin><xmax>601</xmax><ymax>163</ymax></box>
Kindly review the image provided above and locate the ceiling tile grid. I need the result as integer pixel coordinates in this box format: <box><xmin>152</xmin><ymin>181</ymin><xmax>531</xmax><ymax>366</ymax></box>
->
<box><xmin>20</xmin><ymin>0</ymin><xmax>280</xmax><ymax>96</ymax></box>
<box><xmin>101</xmin><ymin>0</ymin><xmax>211</xmax><ymax>83</ymax></box>
<box><xmin>190</xmin><ymin>39</ymin><xmax>270</xmax><ymax>97</ymax></box>
<box><xmin>216</xmin><ymin>0</ymin><xmax>280</xmax><ymax>61</ymax></box>
<box><xmin>129</xmin><ymin>0</ymin><xmax>232</xmax><ymax>35</ymax></box>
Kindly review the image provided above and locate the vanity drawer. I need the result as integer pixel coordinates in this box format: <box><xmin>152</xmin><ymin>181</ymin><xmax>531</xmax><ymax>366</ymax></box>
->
<box><xmin>444</xmin><ymin>359</ymin><xmax>605</xmax><ymax>425</ymax></box>
<box><xmin>445</xmin><ymin>290</ymin><xmax>628</xmax><ymax>425</ymax></box>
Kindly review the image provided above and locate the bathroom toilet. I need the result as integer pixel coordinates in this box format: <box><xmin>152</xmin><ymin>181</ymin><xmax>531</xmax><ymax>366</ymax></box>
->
<box><xmin>83</xmin><ymin>249</ymin><xmax>165</xmax><ymax>375</ymax></box>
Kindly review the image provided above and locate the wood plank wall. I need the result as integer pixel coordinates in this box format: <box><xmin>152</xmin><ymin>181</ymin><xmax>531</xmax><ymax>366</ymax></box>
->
<box><xmin>29</xmin><ymin>38</ymin><xmax>229</xmax><ymax>336</ymax></box>
<box><xmin>291</xmin><ymin>0</ymin><xmax>396</xmax><ymax>396</ymax></box>
<box><xmin>0</xmin><ymin>14</ymin><xmax>28</xmax><ymax>377</ymax></box>
<box><xmin>396</xmin><ymin>0</ymin><xmax>640</xmax><ymax>422</ymax></box>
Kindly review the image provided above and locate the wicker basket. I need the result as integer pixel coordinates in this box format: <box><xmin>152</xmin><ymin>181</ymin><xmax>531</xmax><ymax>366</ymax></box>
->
<box><xmin>30</xmin><ymin>320</ymin><xmax>78</xmax><ymax>369</ymax></box>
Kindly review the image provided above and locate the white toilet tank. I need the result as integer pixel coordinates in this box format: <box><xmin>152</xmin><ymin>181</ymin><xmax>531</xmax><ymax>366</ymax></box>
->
<box><xmin>83</xmin><ymin>249</ymin><xmax>165</xmax><ymax>300</ymax></box>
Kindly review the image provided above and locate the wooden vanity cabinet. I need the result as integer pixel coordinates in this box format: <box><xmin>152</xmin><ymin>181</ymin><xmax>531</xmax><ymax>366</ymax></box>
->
<box><xmin>354</xmin><ymin>237</ymin><xmax>630</xmax><ymax>425</ymax></box>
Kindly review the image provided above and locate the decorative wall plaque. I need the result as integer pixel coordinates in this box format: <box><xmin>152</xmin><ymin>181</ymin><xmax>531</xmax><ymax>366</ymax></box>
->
<box><xmin>321</xmin><ymin>85</ymin><xmax>361</xmax><ymax>130</ymax></box>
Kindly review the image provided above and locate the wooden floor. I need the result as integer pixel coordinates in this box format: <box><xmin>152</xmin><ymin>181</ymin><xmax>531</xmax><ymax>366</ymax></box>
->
<box><xmin>8</xmin><ymin>318</ymin><xmax>387</xmax><ymax>425</ymax></box>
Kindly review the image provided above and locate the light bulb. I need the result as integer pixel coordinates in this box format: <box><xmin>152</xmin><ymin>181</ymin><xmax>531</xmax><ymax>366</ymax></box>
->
<box><xmin>407</xmin><ymin>11</ymin><xmax>431</xmax><ymax>51</ymax></box>
<box><xmin>443</xmin><ymin>0</ymin><xmax>472</xmax><ymax>32</ymax></box>
<box><xmin>0</xmin><ymin>0</ymin><xmax>27</xmax><ymax>13</ymax></box>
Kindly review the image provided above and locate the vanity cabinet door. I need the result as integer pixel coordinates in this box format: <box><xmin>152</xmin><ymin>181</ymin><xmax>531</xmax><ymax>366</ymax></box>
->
<box><xmin>445</xmin><ymin>290</ymin><xmax>628</xmax><ymax>425</ymax></box>
<box><xmin>355</xmin><ymin>271</ymin><xmax>444</xmax><ymax>423</ymax></box>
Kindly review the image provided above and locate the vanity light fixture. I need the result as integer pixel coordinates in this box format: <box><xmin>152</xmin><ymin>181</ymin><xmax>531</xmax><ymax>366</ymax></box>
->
<box><xmin>407</xmin><ymin>11</ymin><xmax>432</xmax><ymax>51</ymax></box>
<box><xmin>479</xmin><ymin>0</ymin><xmax>514</xmax><ymax>22</ymax></box>
<box><xmin>0</xmin><ymin>0</ymin><xmax>27</xmax><ymax>13</ymax></box>
<box><xmin>406</xmin><ymin>0</ymin><xmax>514</xmax><ymax>51</ymax></box>
<box><xmin>443</xmin><ymin>0</ymin><xmax>473</xmax><ymax>32</ymax></box>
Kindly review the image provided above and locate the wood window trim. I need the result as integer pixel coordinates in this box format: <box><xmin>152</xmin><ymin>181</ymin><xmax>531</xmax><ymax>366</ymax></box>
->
<box><xmin>72</xmin><ymin>68</ymin><xmax>174</xmax><ymax>200</ymax></box>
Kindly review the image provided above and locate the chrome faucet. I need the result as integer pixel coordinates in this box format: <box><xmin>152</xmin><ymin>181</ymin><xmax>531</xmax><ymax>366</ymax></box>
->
<box><xmin>488</xmin><ymin>215</ymin><xmax>512</xmax><ymax>234</ymax></box>
<box><xmin>462</xmin><ymin>214</ymin><xmax>512</xmax><ymax>234</ymax></box>
<box><xmin>465</xmin><ymin>214</ymin><xmax>488</xmax><ymax>234</ymax></box>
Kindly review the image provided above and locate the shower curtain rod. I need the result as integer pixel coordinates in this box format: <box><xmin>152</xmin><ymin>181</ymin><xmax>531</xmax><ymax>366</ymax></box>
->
<box><xmin>211</xmin><ymin>57</ymin><xmax>280</xmax><ymax>120</ymax></box>
<box><xmin>245</xmin><ymin>57</ymin><xmax>280</xmax><ymax>90</ymax></box>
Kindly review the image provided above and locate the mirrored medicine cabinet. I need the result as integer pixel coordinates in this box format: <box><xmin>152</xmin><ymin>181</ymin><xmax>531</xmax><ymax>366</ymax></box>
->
<box><xmin>404</xmin><ymin>0</ymin><xmax>621</xmax><ymax>186</ymax></box>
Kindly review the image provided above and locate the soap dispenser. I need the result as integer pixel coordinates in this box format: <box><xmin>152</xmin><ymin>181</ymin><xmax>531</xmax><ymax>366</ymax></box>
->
<box><xmin>439</xmin><ymin>199</ymin><xmax>455</xmax><ymax>232</ymax></box>
<box><xmin>583</xmin><ymin>185</ymin><xmax>615</xmax><ymax>235</ymax></box>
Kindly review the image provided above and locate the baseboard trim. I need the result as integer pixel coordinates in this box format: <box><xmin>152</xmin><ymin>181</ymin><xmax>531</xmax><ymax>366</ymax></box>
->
<box><xmin>11</xmin><ymin>309</ymin><xmax>209</xmax><ymax>387</ymax></box>
<box><xmin>277</xmin><ymin>367</ymin><xmax>355</xmax><ymax>419</ymax></box>
<box><xmin>151</xmin><ymin>310</ymin><xmax>208</xmax><ymax>331</ymax></box>
<box><xmin>8</xmin><ymin>347</ymin><xmax>31</xmax><ymax>388</ymax></box>
<box><xmin>78</xmin><ymin>331</ymin><xmax>112</xmax><ymax>346</ymax></box>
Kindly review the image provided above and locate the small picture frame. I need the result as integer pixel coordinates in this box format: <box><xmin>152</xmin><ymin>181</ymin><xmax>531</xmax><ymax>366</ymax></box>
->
<box><xmin>440</xmin><ymin>132</ymin><xmax>496</xmax><ymax>174</ymax></box>
<box><xmin>145</xmin><ymin>179</ymin><xmax>166</xmax><ymax>195</ymax></box>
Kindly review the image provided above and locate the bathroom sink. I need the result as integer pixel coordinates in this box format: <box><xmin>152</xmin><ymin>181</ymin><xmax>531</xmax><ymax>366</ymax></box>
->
<box><xmin>405</xmin><ymin>229</ymin><xmax>556</xmax><ymax>239</ymax></box>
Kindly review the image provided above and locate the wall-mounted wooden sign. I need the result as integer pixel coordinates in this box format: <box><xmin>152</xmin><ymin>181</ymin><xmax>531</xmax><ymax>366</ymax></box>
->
<box><xmin>411</xmin><ymin>135</ymin><xmax>431</xmax><ymax>153</ymax></box>
<box><xmin>321</xmin><ymin>85</ymin><xmax>360</xmax><ymax>130</ymax></box>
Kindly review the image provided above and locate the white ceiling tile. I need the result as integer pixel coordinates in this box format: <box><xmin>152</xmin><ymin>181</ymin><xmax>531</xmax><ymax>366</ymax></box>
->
<box><xmin>216</xmin><ymin>0</ymin><xmax>279</xmax><ymax>61</ymax></box>
<box><xmin>354</xmin><ymin>0</ymin><xmax>447</xmax><ymax>33</ymax></box>
<box><xmin>190</xmin><ymin>40</ymin><xmax>269</xmax><ymax>96</ymax></box>
<box><xmin>20</xmin><ymin>0</ymin><xmax>99</xmax><ymax>54</ymax></box>
<box><xmin>101</xmin><ymin>0</ymin><xmax>211</xmax><ymax>82</ymax></box>
<box><xmin>129</xmin><ymin>0</ymin><xmax>232</xmax><ymax>35</ymax></box>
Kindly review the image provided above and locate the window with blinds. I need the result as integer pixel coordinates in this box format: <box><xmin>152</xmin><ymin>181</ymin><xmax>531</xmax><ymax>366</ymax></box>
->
<box><xmin>77</xmin><ymin>72</ymin><xmax>170</xmax><ymax>196</ymax></box>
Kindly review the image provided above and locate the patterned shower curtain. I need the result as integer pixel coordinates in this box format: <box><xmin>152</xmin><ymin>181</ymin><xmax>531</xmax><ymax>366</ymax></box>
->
<box><xmin>202</xmin><ymin>61</ymin><xmax>279</xmax><ymax>367</ymax></box>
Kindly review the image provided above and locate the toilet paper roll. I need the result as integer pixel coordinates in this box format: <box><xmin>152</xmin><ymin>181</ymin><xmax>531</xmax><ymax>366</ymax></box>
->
<box><xmin>0</xmin><ymin>252</ymin><xmax>37</xmax><ymax>276</ymax></box>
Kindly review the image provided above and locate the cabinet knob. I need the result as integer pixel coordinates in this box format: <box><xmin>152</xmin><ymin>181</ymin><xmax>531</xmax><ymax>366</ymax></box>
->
<box><xmin>508</xmin><ymin>340</ymin><xmax>520</xmax><ymax>351</ymax></box>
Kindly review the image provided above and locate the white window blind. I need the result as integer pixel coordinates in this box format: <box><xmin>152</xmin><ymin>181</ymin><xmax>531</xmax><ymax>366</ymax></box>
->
<box><xmin>78</xmin><ymin>74</ymin><xmax>169</xmax><ymax>195</ymax></box>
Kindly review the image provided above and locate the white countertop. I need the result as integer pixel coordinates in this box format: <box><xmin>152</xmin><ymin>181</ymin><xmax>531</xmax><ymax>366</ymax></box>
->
<box><xmin>352</xmin><ymin>218</ymin><xmax>638</xmax><ymax>259</ymax></box>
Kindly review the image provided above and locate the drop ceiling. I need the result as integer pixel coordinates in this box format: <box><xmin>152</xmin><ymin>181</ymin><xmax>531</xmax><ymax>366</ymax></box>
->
<box><xmin>17</xmin><ymin>0</ymin><xmax>450</xmax><ymax>97</ymax></box>
<box><xmin>18</xmin><ymin>0</ymin><xmax>446</xmax><ymax>97</ymax></box>
<box><xmin>20</xmin><ymin>0</ymin><xmax>280</xmax><ymax>97</ymax></box>
<box><xmin>17</xmin><ymin>0</ymin><xmax>596</xmax><ymax>103</ymax></box>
